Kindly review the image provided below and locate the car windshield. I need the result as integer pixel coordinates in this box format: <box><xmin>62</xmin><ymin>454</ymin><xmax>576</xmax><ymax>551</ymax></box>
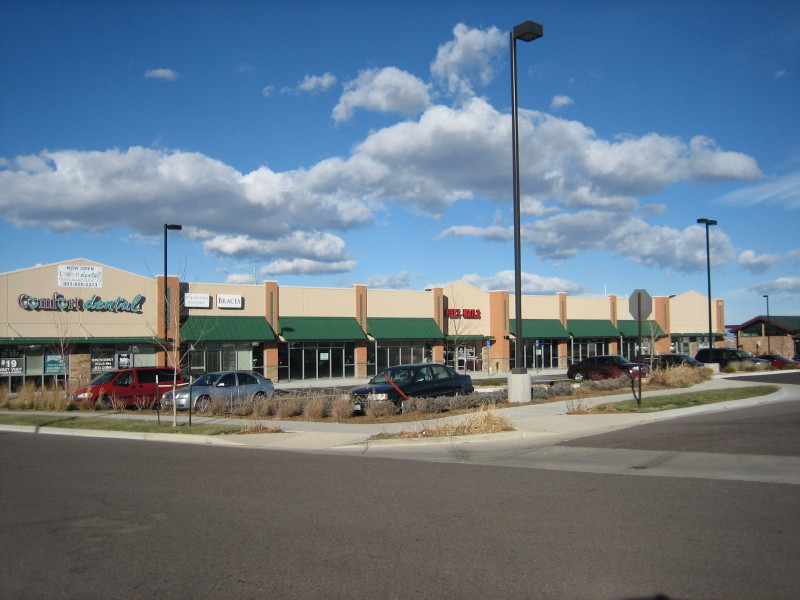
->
<box><xmin>370</xmin><ymin>368</ymin><xmax>415</xmax><ymax>384</ymax></box>
<box><xmin>90</xmin><ymin>371</ymin><xmax>118</xmax><ymax>385</ymax></box>
<box><xmin>192</xmin><ymin>373</ymin><xmax>221</xmax><ymax>387</ymax></box>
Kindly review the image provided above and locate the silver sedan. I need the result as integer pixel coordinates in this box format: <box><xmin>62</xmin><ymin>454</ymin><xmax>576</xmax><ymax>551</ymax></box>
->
<box><xmin>160</xmin><ymin>370</ymin><xmax>275</xmax><ymax>412</ymax></box>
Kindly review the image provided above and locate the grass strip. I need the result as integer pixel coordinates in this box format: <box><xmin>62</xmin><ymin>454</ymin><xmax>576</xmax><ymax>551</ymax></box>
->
<box><xmin>594</xmin><ymin>385</ymin><xmax>779</xmax><ymax>413</ymax></box>
<box><xmin>0</xmin><ymin>414</ymin><xmax>241</xmax><ymax>435</ymax></box>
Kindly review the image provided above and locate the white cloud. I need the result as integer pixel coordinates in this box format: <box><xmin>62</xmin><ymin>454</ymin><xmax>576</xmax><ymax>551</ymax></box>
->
<box><xmin>298</xmin><ymin>72</ymin><xmax>337</xmax><ymax>94</ymax></box>
<box><xmin>332</xmin><ymin>67</ymin><xmax>430</xmax><ymax>122</ymax></box>
<box><xmin>737</xmin><ymin>250</ymin><xmax>782</xmax><ymax>274</ymax></box>
<box><xmin>718</xmin><ymin>171</ymin><xmax>800</xmax><ymax>209</ymax></box>
<box><xmin>687</xmin><ymin>136</ymin><xmax>762</xmax><ymax>182</ymax></box>
<box><xmin>550</xmin><ymin>95</ymin><xmax>574</xmax><ymax>110</ymax></box>
<box><xmin>260</xmin><ymin>258</ymin><xmax>356</xmax><ymax>275</ymax></box>
<box><xmin>430</xmin><ymin>23</ymin><xmax>505</xmax><ymax>98</ymax></box>
<box><xmin>144</xmin><ymin>68</ymin><xmax>180</xmax><ymax>81</ymax></box>
<box><xmin>363</xmin><ymin>271</ymin><xmax>413</xmax><ymax>289</ymax></box>
<box><xmin>225</xmin><ymin>272</ymin><xmax>256</xmax><ymax>284</ymax></box>
<box><xmin>261</xmin><ymin>85</ymin><xmax>275</xmax><ymax>97</ymax></box>
<box><xmin>462</xmin><ymin>271</ymin><xmax>585</xmax><ymax>295</ymax></box>
<box><xmin>749</xmin><ymin>277</ymin><xmax>800</xmax><ymax>295</ymax></box>
<box><xmin>738</xmin><ymin>248</ymin><xmax>800</xmax><ymax>274</ymax></box>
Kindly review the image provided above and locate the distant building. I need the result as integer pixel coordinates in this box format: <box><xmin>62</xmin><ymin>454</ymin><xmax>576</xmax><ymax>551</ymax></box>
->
<box><xmin>727</xmin><ymin>315</ymin><xmax>800</xmax><ymax>358</ymax></box>
<box><xmin>2</xmin><ymin>258</ymin><xmax>726</xmax><ymax>391</ymax></box>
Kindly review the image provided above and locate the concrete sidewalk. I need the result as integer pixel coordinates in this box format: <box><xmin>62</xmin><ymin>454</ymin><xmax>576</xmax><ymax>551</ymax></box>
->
<box><xmin>0</xmin><ymin>372</ymin><xmax>789</xmax><ymax>452</ymax></box>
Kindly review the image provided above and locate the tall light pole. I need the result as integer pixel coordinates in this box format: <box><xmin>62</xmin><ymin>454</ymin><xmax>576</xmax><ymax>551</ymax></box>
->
<box><xmin>509</xmin><ymin>20</ymin><xmax>543</xmax><ymax>403</ymax></box>
<box><xmin>763</xmin><ymin>294</ymin><xmax>771</xmax><ymax>353</ymax></box>
<box><xmin>163</xmin><ymin>224</ymin><xmax>182</xmax><ymax>351</ymax></box>
<box><xmin>697</xmin><ymin>218</ymin><xmax>716</xmax><ymax>350</ymax></box>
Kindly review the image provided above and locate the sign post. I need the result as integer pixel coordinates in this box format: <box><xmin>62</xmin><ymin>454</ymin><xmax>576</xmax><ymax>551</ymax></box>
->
<box><xmin>629</xmin><ymin>289</ymin><xmax>652</xmax><ymax>408</ymax></box>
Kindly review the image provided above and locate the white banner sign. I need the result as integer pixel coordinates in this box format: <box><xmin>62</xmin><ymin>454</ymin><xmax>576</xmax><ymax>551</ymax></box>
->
<box><xmin>217</xmin><ymin>294</ymin><xmax>243</xmax><ymax>309</ymax></box>
<box><xmin>184</xmin><ymin>293</ymin><xmax>211</xmax><ymax>308</ymax></box>
<box><xmin>58</xmin><ymin>264</ymin><xmax>103</xmax><ymax>288</ymax></box>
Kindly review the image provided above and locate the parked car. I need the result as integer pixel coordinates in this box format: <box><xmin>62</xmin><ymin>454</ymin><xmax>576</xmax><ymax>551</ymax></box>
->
<box><xmin>757</xmin><ymin>354</ymin><xmax>800</xmax><ymax>369</ymax></box>
<box><xmin>634</xmin><ymin>353</ymin><xmax>703</xmax><ymax>369</ymax></box>
<box><xmin>72</xmin><ymin>367</ymin><xmax>185</xmax><ymax>408</ymax></box>
<box><xmin>350</xmin><ymin>363</ymin><xmax>474</xmax><ymax>411</ymax></box>
<box><xmin>160</xmin><ymin>370</ymin><xmax>275</xmax><ymax>412</ymax></box>
<box><xmin>567</xmin><ymin>355</ymin><xmax>646</xmax><ymax>382</ymax></box>
<box><xmin>694</xmin><ymin>348</ymin><xmax>770</xmax><ymax>369</ymax></box>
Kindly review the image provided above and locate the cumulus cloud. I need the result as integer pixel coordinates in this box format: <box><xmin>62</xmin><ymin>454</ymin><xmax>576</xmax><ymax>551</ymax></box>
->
<box><xmin>749</xmin><ymin>277</ymin><xmax>800</xmax><ymax>295</ymax></box>
<box><xmin>462</xmin><ymin>271</ymin><xmax>585</xmax><ymax>295</ymax></box>
<box><xmin>550</xmin><ymin>95</ymin><xmax>574</xmax><ymax>110</ymax></box>
<box><xmin>144</xmin><ymin>68</ymin><xmax>180</xmax><ymax>81</ymax></box>
<box><xmin>0</xmin><ymin>25</ymin><xmax>766</xmax><ymax>278</ymax></box>
<box><xmin>298</xmin><ymin>72</ymin><xmax>337</xmax><ymax>94</ymax></box>
<box><xmin>260</xmin><ymin>258</ymin><xmax>356</xmax><ymax>275</ymax></box>
<box><xmin>332</xmin><ymin>67</ymin><xmax>430</xmax><ymax>122</ymax></box>
<box><xmin>738</xmin><ymin>248</ymin><xmax>800</xmax><ymax>274</ymax></box>
<box><xmin>430</xmin><ymin>23</ymin><xmax>505</xmax><ymax>98</ymax></box>
<box><xmin>687</xmin><ymin>136</ymin><xmax>762</xmax><ymax>182</ymax></box>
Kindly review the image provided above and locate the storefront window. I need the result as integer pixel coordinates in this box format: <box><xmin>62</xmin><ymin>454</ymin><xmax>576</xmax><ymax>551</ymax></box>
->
<box><xmin>278</xmin><ymin>341</ymin><xmax>357</xmax><ymax>381</ymax></box>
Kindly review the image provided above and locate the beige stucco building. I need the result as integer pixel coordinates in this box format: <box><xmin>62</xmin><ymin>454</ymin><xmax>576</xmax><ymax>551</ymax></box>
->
<box><xmin>1</xmin><ymin>259</ymin><xmax>724</xmax><ymax>391</ymax></box>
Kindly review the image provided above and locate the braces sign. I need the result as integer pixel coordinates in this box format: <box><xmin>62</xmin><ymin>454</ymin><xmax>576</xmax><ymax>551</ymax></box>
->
<box><xmin>18</xmin><ymin>292</ymin><xmax>146</xmax><ymax>314</ymax></box>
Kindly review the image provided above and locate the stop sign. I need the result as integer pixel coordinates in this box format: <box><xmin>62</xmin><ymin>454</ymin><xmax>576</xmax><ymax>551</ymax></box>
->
<box><xmin>629</xmin><ymin>289</ymin><xmax>652</xmax><ymax>320</ymax></box>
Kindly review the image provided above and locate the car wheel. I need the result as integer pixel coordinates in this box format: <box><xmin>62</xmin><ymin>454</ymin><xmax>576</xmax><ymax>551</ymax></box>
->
<box><xmin>195</xmin><ymin>395</ymin><xmax>211</xmax><ymax>413</ymax></box>
<box><xmin>399</xmin><ymin>399</ymin><xmax>407</xmax><ymax>413</ymax></box>
<box><xmin>572</xmin><ymin>372</ymin><xmax>586</xmax><ymax>382</ymax></box>
<box><xmin>453</xmin><ymin>387</ymin><xmax>465</xmax><ymax>396</ymax></box>
<box><xmin>253</xmin><ymin>391</ymin><xmax>266</xmax><ymax>402</ymax></box>
<box><xmin>96</xmin><ymin>395</ymin><xmax>110</xmax><ymax>409</ymax></box>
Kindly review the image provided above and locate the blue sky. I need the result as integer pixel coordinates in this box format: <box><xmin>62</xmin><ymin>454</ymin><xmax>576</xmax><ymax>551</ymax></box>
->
<box><xmin>1</xmin><ymin>0</ymin><xmax>798</xmax><ymax>326</ymax></box>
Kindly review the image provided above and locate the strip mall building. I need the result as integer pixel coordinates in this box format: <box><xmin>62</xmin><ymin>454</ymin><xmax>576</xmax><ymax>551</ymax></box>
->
<box><xmin>1</xmin><ymin>259</ymin><xmax>725</xmax><ymax>391</ymax></box>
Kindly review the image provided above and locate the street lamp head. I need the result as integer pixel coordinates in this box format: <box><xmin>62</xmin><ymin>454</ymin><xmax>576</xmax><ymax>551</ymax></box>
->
<box><xmin>165</xmin><ymin>224</ymin><xmax>183</xmax><ymax>231</ymax></box>
<box><xmin>697</xmin><ymin>218</ymin><xmax>717</xmax><ymax>226</ymax></box>
<box><xmin>763</xmin><ymin>294</ymin><xmax>768</xmax><ymax>299</ymax></box>
<box><xmin>513</xmin><ymin>21</ymin><xmax>543</xmax><ymax>42</ymax></box>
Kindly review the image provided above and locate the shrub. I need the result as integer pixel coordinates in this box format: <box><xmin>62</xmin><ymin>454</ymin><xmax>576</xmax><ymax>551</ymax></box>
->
<box><xmin>650</xmin><ymin>364</ymin><xmax>713</xmax><ymax>387</ymax></box>
<box><xmin>531</xmin><ymin>385</ymin><xmax>549</xmax><ymax>400</ymax></box>
<box><xmin>330</xmin><ymin>395</ymin><xmax>354</xmax><ymax>421</ymax></box>
<box><xmin>252</xmin><ymin>394</ymin><xmax>277</xmax><ymax>417</ymax></box>
<box><xmin>231</xmin><ymin>401</ymin><xmax>254</xmax><ymax>417</ymax></box>
<box><xmin>275</xmin><ymin>396</ymin><xmax>304</xmax><ymax>419</ymax></box>
<box><xmin>209</xmin><ymin>395</ymin><xmax>230</xmax><ymax>415</ymax></box>
<box><xmin>303</xmin><ymin>396</ymin><xmax>328</xmax><ymax>420</ymax></box>
<box><xmin>365</xmin><ymin>400</ymin><xmax>398</xmax><ymax>418</ymax></box>
<box><xmin>447</xmin><ymin>393</ymin><xmax>480</xmax><ymax>411</ymax></box>
<box><xmin>547</xmin><ymin>381</ymin><xmax>573</xmax><ymax>398</ymax></box>
<box><xmin>108</xmin><ymin>395</ymin><xmax>128</xmax><ymax>412</ymax></box>
<box><xmin>580</xmin><ymin>375</ymin><xmax>630</xmax><ymax>392</ymax></box>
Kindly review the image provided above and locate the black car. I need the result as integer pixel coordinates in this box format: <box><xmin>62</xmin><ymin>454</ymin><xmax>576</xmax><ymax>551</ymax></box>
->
<box><xmin>635</xmin><ymin>353</ymin><xmax>703</xmax><ymax>369</ymax></box>
<box><xmin>350</xmin><ymin>363</ymin><xmax>474</xmax><ymax>410</ymax></box>
<box><xmin>566</xmin><ymin>355</ymin><xmax>646</xmax><ymax>382</ymax></box>
<box><xmin>695</xmin><ymin>348</ymin><xmax>769</xmax><ymax>369</ymax></box>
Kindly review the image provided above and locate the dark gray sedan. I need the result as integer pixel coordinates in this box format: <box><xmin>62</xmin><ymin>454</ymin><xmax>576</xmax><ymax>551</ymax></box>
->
<box><xmin>350</xmin><ymin>363</ymin><xmax>474</xmax><ymax>411</ymax></box>
<box><xmin>160</xmin><ymin>370</ymin><xmax>275</xmax><ymax>412</ymax></box>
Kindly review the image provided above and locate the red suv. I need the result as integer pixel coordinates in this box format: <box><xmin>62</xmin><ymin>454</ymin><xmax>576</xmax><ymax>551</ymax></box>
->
<box><xmin>567</xmin><ymin>355</ymin><xmax>645</xmax><ymax>381</ymax></box>
<box><xmin>72</xmin><ymin>367</ymin><xmax>185</xmax><ymax>408</ymax></box>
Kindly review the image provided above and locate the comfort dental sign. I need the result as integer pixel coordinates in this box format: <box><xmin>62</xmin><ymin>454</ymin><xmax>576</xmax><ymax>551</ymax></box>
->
<box><xmin>18</xmin><ymin>292</ymin><xmax>146</xmax><ymax>314</ymax></box>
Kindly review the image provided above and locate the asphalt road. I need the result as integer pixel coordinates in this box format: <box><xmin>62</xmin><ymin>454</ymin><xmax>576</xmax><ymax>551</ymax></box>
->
<box><xmin>2</xmin><ymin>378</ymin><xmax>799</xmax><ymax>600</ymax></box>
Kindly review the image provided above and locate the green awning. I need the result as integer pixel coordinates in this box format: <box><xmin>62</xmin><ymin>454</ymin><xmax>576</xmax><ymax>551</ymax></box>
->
<box><xmin>446</xmin><ymin>335</ymin><xmax>494</xmax><ymax>341</ymax></box>
<box><xmin>367</xmin><ymin>318</ymin><xmax>443</xmax><ymax>340</ymax></box>
<box><xmin>568</xmin><ymin>319</ymin><xmax>620</xmax><ymax>338</ymax></box>
<box><xmin>617</xmin><ymin>320</ymin><xmax>666</xmax><ymax>338</ymax></box>
<box><xmin>278</xmin><ymin>317</ymin><xmax>367</xmax><ymax>341</ymax></box>
<box><xmin>0</xmin><ymin>337</ymin><xmax>160</xmax><ymax>346</ymax></box>
<box><xmin>180</xmin><ymin>316</ymin><xmax>276</xmax><ymax>341</ymax></box>
<box><xmin>509</xmin><ymin>319</ymin><xmax>569</xmax><ymax>338</ymax></box>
